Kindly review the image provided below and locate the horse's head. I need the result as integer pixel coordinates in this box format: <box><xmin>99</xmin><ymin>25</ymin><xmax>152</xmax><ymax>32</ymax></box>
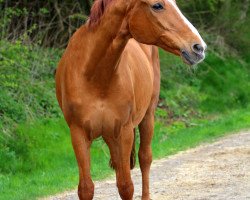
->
<box><xmin>128</xmin><ymin>0</ymin><xmax>207</xmax><ymax>65</ymax></box>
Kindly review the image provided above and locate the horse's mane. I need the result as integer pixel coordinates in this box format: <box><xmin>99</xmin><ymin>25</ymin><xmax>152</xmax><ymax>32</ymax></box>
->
<box><xmin>89</xmin><ymin>0</ymin><xmax>114</xmax><ymax>28</ymax></box>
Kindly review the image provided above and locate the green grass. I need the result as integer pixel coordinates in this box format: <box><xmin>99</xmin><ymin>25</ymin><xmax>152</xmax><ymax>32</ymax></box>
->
<box><xmin>1</xmin><ymin>108</ymin><xmax>250</xmax><ymax>200</ymax></box>
<box><xmin>153</xmin><ymin>108</ymin><xmax>250</xmax><ymax>158</ymax></box>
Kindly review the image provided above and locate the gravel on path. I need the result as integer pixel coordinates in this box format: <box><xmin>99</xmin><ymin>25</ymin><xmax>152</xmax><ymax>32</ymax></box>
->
<box><xmin>45</xmin><ymin>131</ymin><xmax>250</xmax><ymax>200</ymax></box>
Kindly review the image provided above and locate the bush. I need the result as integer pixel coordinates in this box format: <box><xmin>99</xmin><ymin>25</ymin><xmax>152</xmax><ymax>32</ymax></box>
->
<box><xmin>159</xmin><ymin>49</ymin><xmax>250</xmax><ymax>119</ymax></box>
<box><xmin>0</xmin><ymin>0</ymin><xmax>90</xmax><ymax>47</ymax></box>
<box><xmin>0</xmin><ymin>40</ymin><xmax>62</xmax><ymax>173</ymax></box>
<box><xmin>197</xmin><ymin>53</ymin><xmax>250</xmax><ymax>111</ymax></box>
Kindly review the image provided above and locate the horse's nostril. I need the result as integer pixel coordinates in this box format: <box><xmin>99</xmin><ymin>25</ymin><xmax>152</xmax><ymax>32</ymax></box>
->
<box><xmin>192</xmin><ymin>44</ymin><xmax>204</xmax><ymax>54</ymax></box>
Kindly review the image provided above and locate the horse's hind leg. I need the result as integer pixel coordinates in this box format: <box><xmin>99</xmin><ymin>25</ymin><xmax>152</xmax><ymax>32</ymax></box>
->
<box><xmin>70</xmin><ymin>124</ymin><xmax>94</xmax><ymax>200</ymax></box>
<box><xmin>103</xmin><ymin>123</ymin><xmax>134</xmax><ymax>200</ymax></box>
<box><xmin>138</xmin><ymin>111</ymin><xmax>155</xmax><ymax>200</ymax></box>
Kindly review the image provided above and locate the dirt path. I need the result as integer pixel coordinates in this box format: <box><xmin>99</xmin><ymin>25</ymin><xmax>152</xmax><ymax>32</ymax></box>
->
<box><xmin>47</xmin><ymin>131</ymin><xmax>250</xmax><ymax>200</ymax></box>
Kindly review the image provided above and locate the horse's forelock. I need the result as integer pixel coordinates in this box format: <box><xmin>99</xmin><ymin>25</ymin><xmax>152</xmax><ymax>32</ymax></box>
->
<box><xmin>89</xmin><ymin>0</ymin><xmax>114</xmax><ymax>28</ymax></box>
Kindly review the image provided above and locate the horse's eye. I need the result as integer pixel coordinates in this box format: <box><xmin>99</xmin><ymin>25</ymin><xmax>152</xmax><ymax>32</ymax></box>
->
<box><xmin>152</xmin><ymin>3</ymin><xmax>164</xmax><ymax>11</ymax></box>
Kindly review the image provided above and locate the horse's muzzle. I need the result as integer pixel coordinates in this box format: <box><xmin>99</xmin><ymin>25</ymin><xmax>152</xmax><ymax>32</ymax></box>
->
<box><xmin>181</xmin><ymin>49</ymin><xmax>205</xmax><ymax>65</ymax></box>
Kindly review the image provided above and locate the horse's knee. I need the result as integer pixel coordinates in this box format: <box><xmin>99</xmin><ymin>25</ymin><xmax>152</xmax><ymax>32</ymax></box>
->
<box><xmin>117</xmin><ymin>181</ymin><xmax>134</xmax><ymax>200</ymax></box>
<box><xmin>78</xmin><ymin>180</ymin><xmax>94</xmax><ymax>200</ymax></box>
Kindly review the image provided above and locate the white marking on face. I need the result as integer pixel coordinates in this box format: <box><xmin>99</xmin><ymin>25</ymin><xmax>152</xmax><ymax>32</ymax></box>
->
<box><xmin>167</xmin><ymin>0</ymin><xmax>207</xmax><ymax>50</ymax></box>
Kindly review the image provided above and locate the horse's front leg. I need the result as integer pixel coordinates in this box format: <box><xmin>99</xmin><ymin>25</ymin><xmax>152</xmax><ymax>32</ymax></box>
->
<box><xmin>138</xmin><ymin>111</ymin><xmax>155</xmax><ymax>200</ymax></box>
<box><xmin>70</xmin><ymin>124</ymin><xmax>94</xmax><ymax>200</ymax></box>
<box><xmin>103</xmin><ymin>123</ymin><xmax>134</xmax><ymax>200</ymax></box>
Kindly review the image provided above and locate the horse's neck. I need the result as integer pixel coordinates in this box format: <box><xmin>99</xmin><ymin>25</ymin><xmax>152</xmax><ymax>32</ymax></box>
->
<box><xmin>84</xmin><ymin>0</ymin><xmax>131</xmax><ymax>88</ymax></box>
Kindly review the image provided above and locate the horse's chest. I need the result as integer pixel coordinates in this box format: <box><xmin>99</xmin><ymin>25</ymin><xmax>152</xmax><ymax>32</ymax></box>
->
<box><xmin>66</xmin><ymin>95</ymin><xmax>133</xmax><ymax>139</ymax></box>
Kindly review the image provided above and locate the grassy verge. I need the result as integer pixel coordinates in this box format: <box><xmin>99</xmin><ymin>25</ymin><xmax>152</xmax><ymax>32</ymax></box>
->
<box><xmin>152</xmin><ymin>108</ymin><xmax>250</xmax><ymax>158</ymax></box>
<box><xmin>1</xmin><ymin>108</ymin><xmax>250</xmax><ymax>200</ymax></box>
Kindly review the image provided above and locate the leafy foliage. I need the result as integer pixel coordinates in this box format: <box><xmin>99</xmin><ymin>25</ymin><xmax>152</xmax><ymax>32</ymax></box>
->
<box><xmin>178</xmin><ymin>0</ymin><xmax>250</xmax><ymax>57</ymax></box>
<box><xmin>0</xmin><ymin>40</ymin><xmax>62</xmax><ymax>173</ymax></box>
<box><xmin>0</xmin><ymin>0</ymin><xmax>90</xmax><ymax>47</ymax></box>
<box><xmin>0</xmin><ymin>0</ymin><xmax>249</xmax><ymax>52</ymax></box>
<box><xmin>158</xmin><ymin>49</ymin><xmax>250</xmax><ymax>123</ymax></box>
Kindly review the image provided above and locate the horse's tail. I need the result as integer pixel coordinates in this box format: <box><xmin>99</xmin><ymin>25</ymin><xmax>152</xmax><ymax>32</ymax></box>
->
<box><xmin>109</xmin><ymin>128</ymin><xmax>136</xmax><ymax>170</ymax></box>
<box><xmin>130</xmin><ymin>128</ymin><xmax>136</xmax><ymax>170</ymax></box>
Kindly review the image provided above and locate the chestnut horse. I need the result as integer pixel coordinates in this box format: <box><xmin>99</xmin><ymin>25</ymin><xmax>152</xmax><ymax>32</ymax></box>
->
<box><xmin>55</xmin><ymin>0</ymin><xmax>206</xmax><ymax>199</ymax></box>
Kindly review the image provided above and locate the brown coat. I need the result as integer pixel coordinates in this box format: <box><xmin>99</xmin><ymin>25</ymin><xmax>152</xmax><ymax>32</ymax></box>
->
<box><xmin>55</xmin><ymin>0</ymin><xmax>206</xmax><ymax>199</ymax></box>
